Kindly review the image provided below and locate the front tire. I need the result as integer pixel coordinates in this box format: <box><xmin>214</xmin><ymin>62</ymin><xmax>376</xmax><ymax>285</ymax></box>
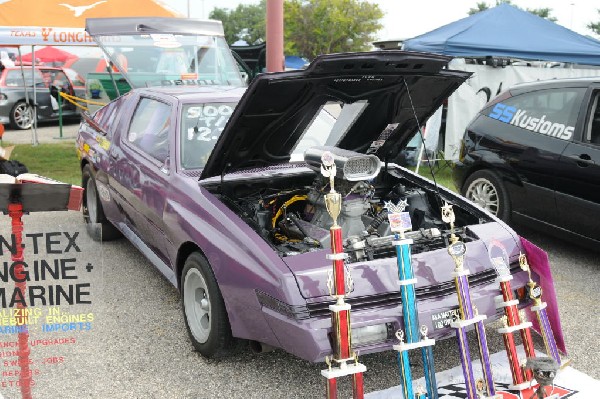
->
<box><xmin>82</xmin><ymin>164</ymin><xmax>122</xmax><ymax>241</ymax></box>
<box><xmin>462</xmin><ymin>169</ymin><xmax>511</xmax><ymax>222</ymax></box>
<box><xmin>9</xmin><ymin>101</ymin><xmax>33</xmax><ymax>130</ymax></box>
<box><xmin>182</xmin><ymin>252</ymin><xmax>235</xmax><ymax>358</ymax></box>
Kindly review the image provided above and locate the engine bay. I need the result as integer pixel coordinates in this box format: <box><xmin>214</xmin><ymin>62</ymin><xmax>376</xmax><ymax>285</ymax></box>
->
<box><xmin>209</xmin><ymin>153</ymin><xmax>490</xmax><ymax>263</ymax></box>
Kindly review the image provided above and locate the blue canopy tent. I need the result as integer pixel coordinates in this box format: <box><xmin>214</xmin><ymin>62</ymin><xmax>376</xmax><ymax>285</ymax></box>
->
<box><xmin>403</xmin><ymin>4</ymin><xmax>600</xmax><ymax>66</ymax></box>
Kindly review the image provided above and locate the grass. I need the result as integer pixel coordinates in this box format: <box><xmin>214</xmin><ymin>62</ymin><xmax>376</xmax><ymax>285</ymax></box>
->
<box><xmin>4</xmin><ymin>141</ymin><xmax>81</xmax><ymax>186</ymax></box>
<box><xmin>2</xmin><ymin>141</ymin><xmax>458</xmax><ymax>192</ymax></box>
<box><xmin>411</xmin><ymin>161</ymin><xmax>458</xmax><ymax>193</ymax></box>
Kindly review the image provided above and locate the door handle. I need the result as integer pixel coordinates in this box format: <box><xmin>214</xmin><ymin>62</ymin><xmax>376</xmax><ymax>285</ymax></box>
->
<box><xmin>568</xmin><ymin>154</ymin><xmax>595</xmax><ymax>167</ymax></box>
<box><xmin>110</xmin><ymin>152</ymin><xmax>119</xmax><ymax>160</ymax></box>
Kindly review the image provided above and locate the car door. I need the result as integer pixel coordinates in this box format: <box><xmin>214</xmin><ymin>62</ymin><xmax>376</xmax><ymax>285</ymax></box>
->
<box><xmin>46</xmin><ymin>69</ymin><xmax>77</xmax><ymax>115</ymax></box>
<box><xmin>474</xmin><ymin>87</ymin><xmax>582</xmax><ymax>224</ymax></box>
<box><xmin>556</xmin><ymin>87</ymin><xmax>600</xmax><ymax>240</ymax></box>
<box><xmin>109</xmin><ymin>95</ymin><xmax>174</xmax><ymax>262</ymax></box>
<box><xmin>30</xmin><ymin>69</ymin><xmax>53</xmax><ymax>119</ymax></box>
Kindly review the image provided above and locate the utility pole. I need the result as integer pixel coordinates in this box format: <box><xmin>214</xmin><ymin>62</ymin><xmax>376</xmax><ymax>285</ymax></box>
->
<box><xmin>266</xmin><ymin>0</ymin><xmax>284</xmax><ymax>72</ymax></box>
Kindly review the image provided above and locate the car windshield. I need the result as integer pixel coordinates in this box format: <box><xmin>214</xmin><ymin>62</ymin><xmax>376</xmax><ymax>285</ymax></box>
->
<box><xmin>180</xmin><ymin>102</ymin><xmax>238</xmax><ymax>169</ymax></box>
<box><xmin>182</xmin><ymin>99</ymin><xmax>371</xmax><ymax>170</ymax></box>
<box><xmin>95</xmin><ymin>33</ymin><xmax>245</xmax><ymax>88</ymax></box>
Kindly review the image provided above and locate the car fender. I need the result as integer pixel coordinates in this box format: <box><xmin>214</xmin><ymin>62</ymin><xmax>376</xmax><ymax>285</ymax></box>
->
<box><xmin>164</xmin><ymin>181</ymin><xmax>301</xmax><ymax>345</ymax></box>
<box><xmin>461</xmin><ymin>148</ymin><xmax>524</xmax><ymax>191</ymax></box>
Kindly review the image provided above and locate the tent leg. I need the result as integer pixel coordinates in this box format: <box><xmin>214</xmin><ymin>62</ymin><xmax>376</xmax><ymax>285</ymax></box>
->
<box><xmin>31</xmin><ymin>45</ymin><xmax>38</xmax><ymax>146</ymax></box>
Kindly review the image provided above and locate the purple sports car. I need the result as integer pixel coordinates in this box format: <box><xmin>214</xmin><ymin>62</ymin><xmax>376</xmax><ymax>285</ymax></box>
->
<box><xmin>76</xmin><ymin>51</ymin><xmax>533</xmax><ymax>361</ymax></box>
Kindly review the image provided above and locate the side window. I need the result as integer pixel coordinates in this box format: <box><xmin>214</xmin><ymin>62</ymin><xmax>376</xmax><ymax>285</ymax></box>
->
<box><xmin>484</xmin><ymin>88</ymin><xmax>585</xmax><ymax>141</ymax></box>
<box><xmin>586</xmin><ymin>91</ymin><xmax>600</xmax><ymax>146</ymax></box>
<box><xmin>93</xmin><ymin>99</ymin><xmax>122</xmax><ymax>139</ymax></box>
<box><xmin>5</xmin><ymin>69</ymin><xmax>43</xmax><ymax>87</ymax></box>
<box><xmin>127</xmin><ymin>98</ymin><xmax>171</xmax><ymax>163</ymax></box>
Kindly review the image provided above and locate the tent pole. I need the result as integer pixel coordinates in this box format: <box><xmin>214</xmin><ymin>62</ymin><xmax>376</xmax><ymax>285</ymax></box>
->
<box><xmin>415</xmin><ymin>141</ymin><xmax>425</xmax><ymax>174</ymax></box>
<box><xmin>31</xmin><ymin>46</ymin><xmax>38</xmax><ymax>146</ymax></box>
<box><xmin>16</xmin><ymin>47</ymin><xmax>33</xmax><ymax>143</ymax></box>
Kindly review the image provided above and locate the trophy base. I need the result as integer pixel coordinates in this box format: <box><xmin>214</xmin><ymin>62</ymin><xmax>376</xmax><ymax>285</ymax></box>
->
<box><xmin>495</xmin><ymin>298</ymin><xmax>520</xmax><ymax>308</ymax></box>
<box><xmin>392</xmin><ymin>238</ymin><xmax>413</xmax><ymax>245</ymax></box>
<box><xmin>393</xmin><ymin>338</ymin><xmax>435</xmax><ymax>352</ymax></box>
<box><xmin>449</xmin><ymin>314</ymin><xmax>487</xmax><ymax>328</ymax></box>
<box><xmin>497</xmin><ymin>321</ymin><xmax>533</xmax><ymax>334</ymax></box>
<box><xmin>508</xmin><ymin>379</ymin><xmax>537</xmax><ymax>391</ymax></box>
<box><xmin>451</xmin><ymin>269</ymin><xmax>471</xmax><ymax>277</ymax></box>
<box><xmin>329</xmin><ymin>303</ymin><xmax>352</xmax><ymax>312</ymax></box>
<box><xmin>321</xmin><ymin>362</ymin><xmax>367</xmax><ymax>379</ymax></box>
<box><xmin>398</xmin><ymin>278</ymin><xmax>418</xmax><ymax>286</ymax></box>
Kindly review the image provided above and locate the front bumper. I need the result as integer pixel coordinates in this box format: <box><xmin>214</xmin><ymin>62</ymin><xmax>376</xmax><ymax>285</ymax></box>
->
<box><xmin>262</xmin><ymin>268</ymin><xmax>531</xmax><ymax>362</ymax></box>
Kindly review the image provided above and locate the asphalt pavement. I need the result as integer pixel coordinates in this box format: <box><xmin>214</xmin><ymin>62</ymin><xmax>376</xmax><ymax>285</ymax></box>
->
<box><xmin>0</xmin><ymin>210</ymin><xmax>596</xmax><ymax>399</ymax></box>
<box><xmin>0</xmin><ymin>122</ymin><xmax>597</xmax><ymax>398</ymax></box>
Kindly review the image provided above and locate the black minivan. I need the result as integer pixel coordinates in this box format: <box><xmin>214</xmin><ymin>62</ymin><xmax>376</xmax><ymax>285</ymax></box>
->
<box><xmin>453</xmin><ymin>77</ymin><xmax>600</xmax><ymax>246</ymax></box>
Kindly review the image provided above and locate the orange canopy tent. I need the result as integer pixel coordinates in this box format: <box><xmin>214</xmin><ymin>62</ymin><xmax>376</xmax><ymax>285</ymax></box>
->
<box><xmin>0</xmin><ymin>0</ymin><xmax>182</xmax><ymax>28</ymax></box>
<box><xmin>0</xmin><ymin>0</ymin><xmax>182</xmax><ymax>142</ymax></box>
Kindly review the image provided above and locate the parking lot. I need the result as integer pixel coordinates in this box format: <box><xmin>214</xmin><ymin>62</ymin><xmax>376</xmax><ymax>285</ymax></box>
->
<box><xmin>1</xmin><ymin>123</ymin><xmax>598</xmax><ymax>397</ymax></box>
<box><xmin>1</xmin><ymin>202</ymin><xmax>595</xmax><ymax>398</ymax></box>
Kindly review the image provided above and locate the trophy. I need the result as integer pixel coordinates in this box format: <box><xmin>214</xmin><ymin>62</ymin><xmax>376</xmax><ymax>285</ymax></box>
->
<box><xmin>519</xmin><ymin>253</ymin><xmax>563</xmax><ymax>367</ymax></box>
<box><xmin>525</xmin><ymin>358</ymin><xmax>560</xmax><ymax>399</ymax></box>
<box><xmin>491</xmin><ymin>245</ymin><xmax>536</xmax><ymax>390</ymax></box>
<box><xmin>386</xmin><ymin>200</ymin><xmax>438</xmax><ymax>399</ymax></box>
<box><xmin>319</xmin><ymin>152</ymin><xmax>366</xmax><ymax>399</ymax></box>
<box><xmin>441</xmin><ymin>203</ymin><xmax>500</xmax><ymax>399</ymax></box>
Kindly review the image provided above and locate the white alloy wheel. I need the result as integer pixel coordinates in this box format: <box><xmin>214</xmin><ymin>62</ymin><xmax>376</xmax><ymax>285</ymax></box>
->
<box><xmin>465</xmin><ymin>177</ymin><xmax>500</xmax><ymax>216</ymax></box>
<box><xmin>183</xmin><ymin>267</ymin><xmax>212</xmax><ymax>344</ymax></box>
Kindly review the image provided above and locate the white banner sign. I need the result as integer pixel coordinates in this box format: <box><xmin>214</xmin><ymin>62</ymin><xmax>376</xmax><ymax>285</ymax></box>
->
<box><xmin>443</xmin><ymin>62</ymin><xmax>600</xmax><ymax>160</ymax></box>
<box><xmin>0</xmin><ymin>26</ymin><xmax>94</xmax><ymax>46</ymax></box>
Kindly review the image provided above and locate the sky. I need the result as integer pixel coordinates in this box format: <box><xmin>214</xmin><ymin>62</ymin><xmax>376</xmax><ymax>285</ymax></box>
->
<box><xmin>166</xmin><ymin>0</ymin><xmax>600</xmax><ymax>40</ymax></box>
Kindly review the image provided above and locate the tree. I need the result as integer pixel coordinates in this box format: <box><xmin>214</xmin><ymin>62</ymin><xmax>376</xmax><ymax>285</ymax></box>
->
<box><xmin>468</xmin><ymin>1</ymin><xmax>557</xmax><ymax>22</ymax></box>
<box><xmin>468</xmin><ymin>2</ymin><xmax>490</xmax><ymax>15</ymax></box>
<box><xmin>589</xmin><ymin>9</ymin><xmax>600</xmax><ymax>35</ymax></box>
<box><xmin>209</xmin><ymin>1</ymin><xmax>266</xmax><ymax>45</ymax></box>
<box><xmin>526</xmin><ymin>7</ymin><xmax>557</xmax><ymax>22</ymax></box>
<box><xmin>284</xmin><ymin>0</ymin><xmax>383</xmax><ymax>60</ymax></box>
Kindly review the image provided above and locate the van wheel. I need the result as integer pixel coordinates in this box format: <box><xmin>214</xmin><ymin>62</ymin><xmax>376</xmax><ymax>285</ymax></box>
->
<box><xmin>181</xmin><ymin>252</ymin><xmax>235</xmax><ymax>358</ymax></box>
<box><xmin>463</xmin><ymin>170</ymin><xmax>510</xmax><ymax>222</ymax></box>
<box><xmin>82</xmin><ymin>165</ymin><xmax>122</xmax><ymax>241</ymax></box>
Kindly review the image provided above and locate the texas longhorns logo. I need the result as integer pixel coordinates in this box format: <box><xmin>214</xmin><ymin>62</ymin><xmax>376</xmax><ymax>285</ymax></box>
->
<box><xmin>59</xmin><ymin>1</ymin><xmax>107</xmax><ymax>17</ymax></box>
<box><xmin>41</xmin><ymin>27</ymin><xmax>53</xmax><ymax>42</ymax></box>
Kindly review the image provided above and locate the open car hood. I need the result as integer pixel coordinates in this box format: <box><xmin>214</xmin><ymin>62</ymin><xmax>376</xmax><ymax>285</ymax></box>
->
<box><xmin>201</xmin><ymin>51</ymin><xmax>470</xmax><ymax>179</ymax></box>
<box><xmin>85</xmin><ymin>17</ymin><xmax>225</xmax><ymax>37</ymax></box>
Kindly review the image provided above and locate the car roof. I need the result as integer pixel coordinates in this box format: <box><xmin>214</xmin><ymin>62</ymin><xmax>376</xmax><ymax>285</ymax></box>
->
<box><xmin>511</xmin><ymin>76</ymin><xmax>600</xmax><ymax>92</ymax></box>
<box><xmin>136</xmin><ymin>86</ymin><xmax>246</xmax><ymax>103</ymax></box>
<box><xmin>6</xmin><ymin>66</ymin><xmax>63</xmax><ymax>71</ymax></box>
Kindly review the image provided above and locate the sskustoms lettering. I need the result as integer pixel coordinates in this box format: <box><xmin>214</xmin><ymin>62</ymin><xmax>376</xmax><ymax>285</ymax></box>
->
<box><xmin>488</xmin><ymin>102</ymin><xmax>574</xmax><ymax>140</ymax></box>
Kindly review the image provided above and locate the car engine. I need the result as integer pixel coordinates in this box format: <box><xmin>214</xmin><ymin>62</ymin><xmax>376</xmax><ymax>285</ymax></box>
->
<box><xmin>212</xmin><ymin>148</ymin><xmax>486</xmax><ymax>263</ymax></box>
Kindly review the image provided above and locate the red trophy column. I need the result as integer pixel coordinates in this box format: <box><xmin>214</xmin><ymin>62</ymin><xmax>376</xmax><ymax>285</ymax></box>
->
<box><xmin>494</xmin><ymin>251</ymin><xmax>536</xmax><ymax>391</ymax></box>
<box><xmin>319</xmin><ymin>151</ymin><xmax>366</xmax><ymax>399</ymax></box>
